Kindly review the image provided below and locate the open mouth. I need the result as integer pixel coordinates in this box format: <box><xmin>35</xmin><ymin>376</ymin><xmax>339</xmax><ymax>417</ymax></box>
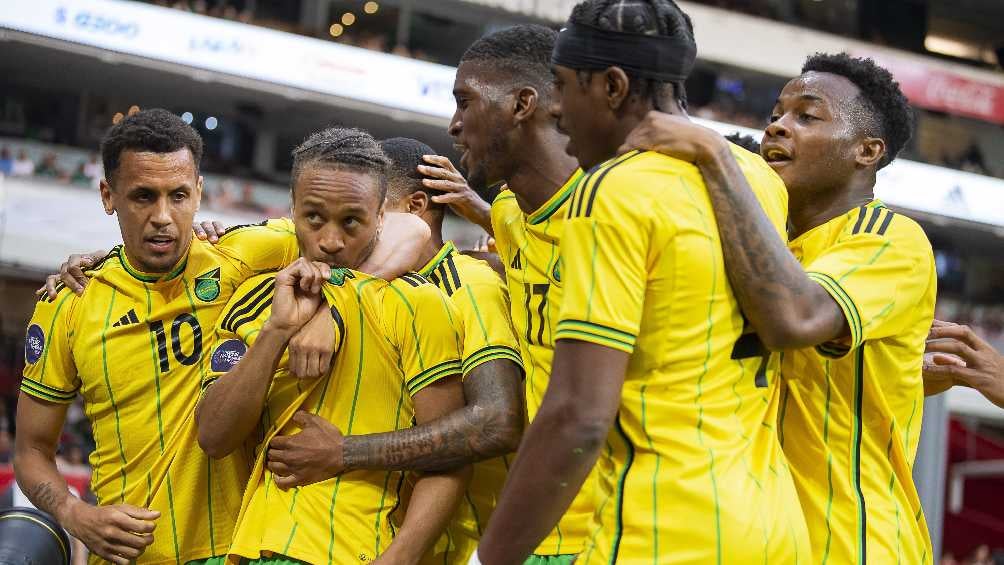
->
<box><xmin>763</xmin><ymin>147</ymin><xmax>793</xmax><ymax>164</ymax></box>
<box><xmin>145</xmin><ymin>235</ymin><xmax>175</xmax><ymax>252</ymax></box>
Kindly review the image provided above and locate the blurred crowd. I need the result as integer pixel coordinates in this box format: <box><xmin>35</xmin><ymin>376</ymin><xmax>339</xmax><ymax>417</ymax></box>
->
<box><xmin>942</xmin><ymin>544</ymin><xmax>1004</xmax><ymax>565</ymax></box>
<box><xmin>0</xmin><ymin>146</ymin><xmax>102</xmax><ymax>190</ymax></box>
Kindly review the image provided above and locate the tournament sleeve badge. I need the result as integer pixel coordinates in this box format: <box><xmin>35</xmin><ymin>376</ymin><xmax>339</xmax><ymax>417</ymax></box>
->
<box><xmin>25</xmin><ymin>324</ymin><xmax>45</xmax><ymax>364</ymax></box>
<box><xmin>211</xmin><ymin>338</ymin><xmax>247</xmax><ymax>372</ymax></box>
<box><xmin>195</xmin><ymin>267</ymin><xmax>222</xmax><ymax>302</ymax></box>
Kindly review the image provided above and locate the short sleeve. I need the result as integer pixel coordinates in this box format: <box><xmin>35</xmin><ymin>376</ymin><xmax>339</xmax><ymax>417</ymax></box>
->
<box><xmin>203</xmin><ymin>274</ymin><xmax>277</xmax><ymax>389</ymax></box>
<box><xmin>388</xmin><ymin>280</ymin><xmax>464</xmax><ymax>396</ymax></box>
<box><xmin>214</xmin><ymin>218</ymin><xmax>299</xmax><ymax>275</ymax></box>
<box><xmin>555</xmin><ymin>168</ymin><xmax>652</xmax><ymax>354</ymax></box>
<box><xmin>805</xmin><ymin>210</ymin><xmax>934</xmax><ymax>358</ymax></box>
<box><xmin>454</xmin><ymin>267</ymin><xmax>523</xmax><ymax>378</ymax></box>
<box><xmin>21</xmin><ymin>291</ymin><xmax>80</xmax><ymax>403</ymax></box>
<box><xmin>490</xmin><ymin>191</ymin><xmax>520</xmax><ymax>269</ymax></box>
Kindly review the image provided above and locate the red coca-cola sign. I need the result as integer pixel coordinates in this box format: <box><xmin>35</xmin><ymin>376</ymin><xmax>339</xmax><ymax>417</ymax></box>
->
<box><xmin>859</xmin><ymin>52</ymin><xmax>1004</xmax><ymax>125</ymax></box>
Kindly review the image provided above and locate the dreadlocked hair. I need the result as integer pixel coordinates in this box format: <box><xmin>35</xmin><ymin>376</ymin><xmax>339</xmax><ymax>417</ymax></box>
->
<box><xmin>567</xmin><ymin>0</ymin><xmax>695</xmax><ymax>110</ymax></box>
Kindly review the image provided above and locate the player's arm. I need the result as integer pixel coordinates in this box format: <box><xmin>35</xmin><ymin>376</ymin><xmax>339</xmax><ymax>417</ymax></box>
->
<box><xmin>15</xmin><ymin>395</ymin><xmax>161</xmax><ymax>564</ymax></box>
<box><xmin>197</xmin><ymin>259</ymin><xmax>326</xmax><ymax>457</ymax></box>
<box><xmin>623</xmin><ymin>112</ymin><xmax>847</xmax><ymax>350</ymax></box>
<box><xmin>420</xmin><ymin>155</ymin><xmax>493</xmax><ymax>235</ymax></box>
<box><xmin>347</xmin><ymin>358</ymin><xmax>523</xmax><ymax>472</ymax></box>
<box><xmin>266</xmin><ymin>359</ymin><xmax>523</xmax><ymax>485</ymax></box>
<box><xmin>478</xmin><ymin>341</ymin><xmax>625</xmax><ymax>565</ymax></box>
<box><xmin>378</xmin><ymin>375</ymin><xmax>472</xmax><ymax>565</ymax></box>
<box><xmin>359</xmin><ymin>212</ymin><xmax>434</xmax><ymax>278</ymax></box>
<box><xmin>36</xmin><ymin>221</ymin><xmax>228</xmax><ymax>299</ymax></box>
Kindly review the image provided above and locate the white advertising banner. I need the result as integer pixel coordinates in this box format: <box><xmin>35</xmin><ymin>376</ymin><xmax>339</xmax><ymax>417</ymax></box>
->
<box><xmin>0</xmin><ymin>0</ymin><xmax>458</xmax><ymax>119</ymax></box>
<box><xmin>1</xmin><ymin>0</ymin><xmax>1002</xmax><ymax>227</ymax></box>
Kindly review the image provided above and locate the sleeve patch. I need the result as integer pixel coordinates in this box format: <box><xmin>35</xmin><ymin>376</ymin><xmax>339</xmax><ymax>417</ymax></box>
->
<box><xmin>211</xmin><ymin>339</ymin><xmax>247</xmax><ymax>372</ymax></box>
<box><xmin>25</xmin><ymin>324</ymin><xmax>44</xmax><ymax>364</ymax></box>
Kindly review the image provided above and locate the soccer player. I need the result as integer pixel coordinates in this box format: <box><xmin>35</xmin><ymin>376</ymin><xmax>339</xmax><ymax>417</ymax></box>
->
<box><xmin>425</xmin><ymin>25</ymin><xmax>599</xmax><ymax>564</ymax></box>
<box><xmin>249</xmin><ymin>136</ymin><xmax>527</xmax><ymax>564</ymax></box>
<box><xmin>196</xmin><ymin>127</ymin><xmax>471</xmax><ymax>565</ymax></box>
<box><xmin>14</xmin><ymin>109</ymin><xmax>302</xmax><ymax>565</ymax></box>
<box><xmin>623</xmin><ymin>53</ymin><xmax>936</xmax><ymax>563</ymax></box>
<box><xmin>474</xmin><ymin>1</ymin><xmax>810</xmax><ymax>564</ymax></box>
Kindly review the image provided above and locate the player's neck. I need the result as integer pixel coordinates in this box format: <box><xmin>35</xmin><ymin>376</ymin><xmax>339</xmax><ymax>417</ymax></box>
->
<box><xmin>415</xmin><ymin>216</ymin><xmax>446</xmax><ymax>271</ymax></box>
<box><xmin>507</xmin><ymin>130</ymin><xmax>580</xmax><ymax>213</ymax></box>
<box><xmin>789</xmin><ymin>179</ymin><xmax>875</xmax><ymax>239</ymax></box>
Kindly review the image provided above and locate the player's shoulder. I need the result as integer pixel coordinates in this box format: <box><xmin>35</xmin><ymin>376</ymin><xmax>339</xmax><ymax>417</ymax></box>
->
<box><xmin>568</xmin><ymin>151</ymin><xmax>670</xmax><ymax>220</ymax></box>
<box><xmin>841</xmin><ymin>203</ymin><xmax>930</xmax><ymax>246</ymax></box>
<box><xmin>219</xmin><ymin>271</ymin><xmax>277</xmax><ymax>332</ymax></box>
<box><xmin>729</xmin><ymin>144</ymin><xmax>789</xmax><ymax>227</ymax></box>
<box><xmin>214</xmin><ymin>218</ymin><xmax>295</xmax><ymax>250</ymax></box>
<box><xmin>451</xmin><ymin>252</ymin><xmax>502</xmax><ymax>288</ymax></box>
<box><xmin>491</xmin><ymin>187</ymin><xmax>521</xmax><ymax>221</ymax></box>
<box><xmin>390</xmin><ymin>271</ymin><xmax>441</xmax><ymax>297</ymax></box>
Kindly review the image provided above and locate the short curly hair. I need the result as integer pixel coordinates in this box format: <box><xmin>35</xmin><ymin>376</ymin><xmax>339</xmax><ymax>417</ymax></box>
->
<box><xmin>291</xmin><ymin>127</ymin><xmax>390</xmax><ymax>201</ymax></box>
<box><xmin>802</xmin><ymin>53</ymin><xmax>913</xmax><ymax>169</ymax></box>
<box><xmin>100</xmin><ymin>108</ymin><xmax>203</xmax><ymax>181</ymax></box>
<box><xmin>460</xmin><ymin>24</ymin><xmax>558</xmax><ymax>104</ymax></box>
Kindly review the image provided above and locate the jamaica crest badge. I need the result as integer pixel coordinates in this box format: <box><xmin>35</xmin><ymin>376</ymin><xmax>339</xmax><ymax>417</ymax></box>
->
<box><xmin>194</xmin><ymin>267</ymin><xmax>222</xmax><ymax>302</ymax></box>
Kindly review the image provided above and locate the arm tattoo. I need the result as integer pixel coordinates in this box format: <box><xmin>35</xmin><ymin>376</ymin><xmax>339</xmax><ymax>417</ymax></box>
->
<box><xmin>699</xmin><ymin>148</ymin><xmax>846</xmax><ymax>342</ymax></box>
<box><xmin>343</xmin><ymin>359</ymin><xmax>524</xmax><ymax>472</ymax></box>
<box><xmin>26</xmin><ymin>482</ymin><xmax>65</xmax><ymax>516</ymax></box>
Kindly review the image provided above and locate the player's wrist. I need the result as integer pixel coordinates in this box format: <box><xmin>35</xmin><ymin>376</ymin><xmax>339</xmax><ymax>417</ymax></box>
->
<box><xmin>261</xmin><ymin>318</ymin><xmax>298</xmax><ymax>341</ymax></box>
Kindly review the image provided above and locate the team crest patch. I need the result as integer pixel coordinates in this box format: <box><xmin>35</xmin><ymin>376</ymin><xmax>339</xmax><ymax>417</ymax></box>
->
<box><xmin>25</xmin><ymin>324</ymin><xmax>44</xmax><ymax>364</ymax></box>
<box><xmin>328</xmin><ymin>268</ymin><xmax>355</xmax><ymax>287</ymax></box>
<box><xmin>211</xmin><ymin>339</ymin><xmax>247</xmax><ymax>372</ymax></box>
<box><xmin>552</xmin><ymin>259</ymin><xmax>562</xmax><ymax>283</ymax></box>
<box><xmin>194</xmin><ymin>267</ymin><xmax>221</xmax><ymax>302</ymax></box>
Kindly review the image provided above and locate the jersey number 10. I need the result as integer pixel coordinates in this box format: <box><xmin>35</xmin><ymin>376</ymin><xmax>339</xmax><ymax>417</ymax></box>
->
<box><xmin>148</xmin><ymin>314</ymin><xmax>203</xmax><ymax>373</ymax></box>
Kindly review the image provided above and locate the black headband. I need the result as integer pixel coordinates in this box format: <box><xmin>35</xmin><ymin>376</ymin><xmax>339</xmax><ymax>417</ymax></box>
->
<box><xmin>551</xmin><ymin>22</ymin><xmax>696</xmax><ymax>83</ymax></box>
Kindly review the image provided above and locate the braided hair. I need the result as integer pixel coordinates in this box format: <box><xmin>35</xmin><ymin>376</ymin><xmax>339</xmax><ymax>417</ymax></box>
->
<box><xmin>290</xmin><ymin>127</ymin><xmax>391</xmax><ymax>200</ymax></box>
<box><xmin>567</xmin><ymin>0</ymin><xmax>695</xmax><ymax>110</ymax></box>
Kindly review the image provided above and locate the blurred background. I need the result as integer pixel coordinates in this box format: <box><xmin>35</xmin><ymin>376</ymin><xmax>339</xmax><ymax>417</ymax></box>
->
<box><xmin>0</xmin><ymin>1</ymin><xmax>1002</xmax><ymax>563</ymax></box>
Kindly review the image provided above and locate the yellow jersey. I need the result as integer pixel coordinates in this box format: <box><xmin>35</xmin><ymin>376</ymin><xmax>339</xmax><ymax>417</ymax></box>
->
<box><xmin>490</xmin><ymin>169</ymin><xmax>597</xmax><ymax>556</ymax></box>
<box><xmin>212</xmin><ymin>270</ymin><xmax>464</xmax><ymax>565</ymax></box>
<box><xmin>20</xmin><ymin>221</ymin><xmax>299</xmax><ymax>565</ymax></box>
<box><xmin>416</xmin><ymin>242</ymin><xmax>524</xmax><ymax>564</ymax></box>
<box><xmin>555</xmin><ymin>148</ymin><xmax>811</xmax><ymax>564</ymax></box>
<box><xmin>781</xmin><ymin>200</ymin><xmax>936</xmax><ymax>564</ymax></box>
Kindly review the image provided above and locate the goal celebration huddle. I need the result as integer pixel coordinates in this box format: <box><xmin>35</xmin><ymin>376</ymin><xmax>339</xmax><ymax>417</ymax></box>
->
<box><xmin>15</xmin><ymin>0</ymin><xmax>946</xmax><ymax>563</ymax></box>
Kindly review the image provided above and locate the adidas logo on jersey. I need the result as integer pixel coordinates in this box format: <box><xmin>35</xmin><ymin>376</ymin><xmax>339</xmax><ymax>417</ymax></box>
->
<box><xmin>510</xmin><ymin>249</ymin><xmax>522</xmax><ymax>270</ymax></box>
<box><xmin>112</xmin><ymin>309</ymin><xmax>139</xmax><ymax>327</ymax></box>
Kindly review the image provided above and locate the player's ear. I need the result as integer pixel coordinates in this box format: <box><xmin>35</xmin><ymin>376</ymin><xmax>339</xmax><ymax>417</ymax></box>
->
<box><xmin>407</xmin><ymin>191</ymin><xmax>430</xmax><ymax>215</ymax></box>
<box><xmin>513</xmin><ymin>86</ymin><xmax>539</xmax><ymax>124</ymax></box>
<box><xmin>99</xmin><ymin>178</ymin><xmax>115</xmax><ymax>215</ymax></box>
<box><xmin>605</xmin><ymin>67</ymin><xmax>631</xmax><ymax>111</ymax></box>
<box><xmin>856</xmin><ymin>137</ymin><xmax>886</xmax><ymax>168</ymax></box>
<box><xmin>194</xmin><ymin>175</ymin><xmax>204</xmax><ymax>213</ymax></box>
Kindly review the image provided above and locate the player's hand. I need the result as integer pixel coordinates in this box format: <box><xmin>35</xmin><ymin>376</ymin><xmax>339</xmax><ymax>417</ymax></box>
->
<box><xmin>267</xmin><ymin>411</ymin><xmax>345</xmax><ymax>489</ymax></box>
<box><xmin>925</xmin><ymin>320</ymin><xmax>1004</xmax><ymax>408</ymax></box>
<box><xmin>420</xmin><ymin>155</ymin><xmax>489</xmax><ymax>224</ymax></box>
<box><xmin>34</xmin><ymin>249</ymin><xmax>108</xmax><ymax>298</ymax></box>
<box><xmin>63</xmin><ymin>500</ymin><xmax>159</xmax><ymax>565</ymax></box>
<box><xmin>193</xmin><ymin>220</ymin><xmax>227</xmax><ymax>243</ymax></box>
<box><xmin>266</xmin><ymin>259</ymin><xmax>330</xmax><ymax>338</ymax></box>
<box><xmin>619</xmin><ymin>110</ymin><xmax>726</xmax><ymax>166</ymax></box>
<box><xmin>288</xmin><ymin>305</ymin><xmax>336</xmax><ymax>379</ymax></box>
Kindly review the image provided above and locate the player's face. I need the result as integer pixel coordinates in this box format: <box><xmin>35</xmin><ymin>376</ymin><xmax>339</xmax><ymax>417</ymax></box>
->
<box><xmin>449</xmin><ymin>62</ymin><xmax>510</xmax><ymax>190</ymax></box>
<box><xmin>291</xmin><ymin>165</ymin><xmax>384</xmax><ymax>269</ymax></box>
<box><xmin>550</xmin><ymin>65</ymin><xmax>609</xmax><ymax>170</ymax></box>
<box><xmin>100</xmin><ymin>148</ymin><xmax>201</xmax><ymax>273</ymax></box>
<box><xmin>761</xmin><ymin>72</ymin><xmax>864</xmax><ymax>196</ymax></box>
